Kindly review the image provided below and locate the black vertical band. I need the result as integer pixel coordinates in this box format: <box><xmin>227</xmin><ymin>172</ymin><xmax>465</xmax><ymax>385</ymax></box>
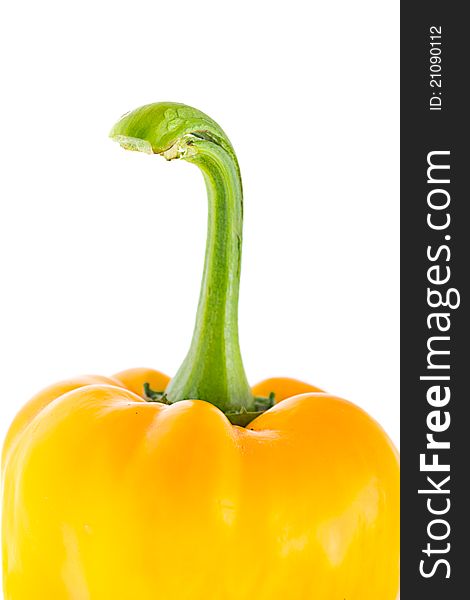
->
<box><xmin>401</xmin><ymin>3</ymin><xmax>468</xmax><ymax>596</ymax></box>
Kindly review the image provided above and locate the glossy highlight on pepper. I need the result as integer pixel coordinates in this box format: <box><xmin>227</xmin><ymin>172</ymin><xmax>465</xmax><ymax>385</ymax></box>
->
<box><xmin>2</xmin><ymin>102</ymin><xmax>400</xmax><ymax>599</ymax></box>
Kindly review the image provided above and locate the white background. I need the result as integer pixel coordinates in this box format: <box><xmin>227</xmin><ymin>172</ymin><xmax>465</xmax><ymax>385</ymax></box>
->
<box><xmin>0</xmin><ymin>0</ymin><xmax>399</xmax><ymax>487</ymax></box>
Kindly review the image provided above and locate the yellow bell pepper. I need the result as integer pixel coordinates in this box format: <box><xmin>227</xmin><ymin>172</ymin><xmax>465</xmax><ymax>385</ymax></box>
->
<box><xmin>2</xmin><ymin>103</ymin><xmax>399</xmax><ymax>599</ymax></box>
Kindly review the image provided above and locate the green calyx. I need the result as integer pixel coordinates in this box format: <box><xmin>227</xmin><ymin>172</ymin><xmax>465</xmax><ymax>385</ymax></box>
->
<box><xmin>143</xmin><ymin>382</ymin><xmax>275</xmax><ymax>426</ymax></box>
<box><xmin>110</xmin><ymin>102</ymin><xmax>264</xmax><ymax>423</ymax></box>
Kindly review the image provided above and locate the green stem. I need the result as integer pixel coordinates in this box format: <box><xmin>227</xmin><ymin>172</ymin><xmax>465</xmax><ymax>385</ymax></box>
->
<box><xmin>110</xmin><ymin>103</ymin><xmax>257</xmax><ymax>417</ymax></box>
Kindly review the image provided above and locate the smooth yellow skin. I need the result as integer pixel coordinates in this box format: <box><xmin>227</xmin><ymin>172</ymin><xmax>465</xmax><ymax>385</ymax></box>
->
<box><xmin>2</xmin><ymin>369</ymin><xmax>399</xmax><ymax>600</ymax></box>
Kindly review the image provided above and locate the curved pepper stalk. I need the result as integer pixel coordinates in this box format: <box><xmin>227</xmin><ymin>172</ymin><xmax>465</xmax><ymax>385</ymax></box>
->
<box><xmin>110</xmin><ymin>103</ymin><xmax>265</xmax><ymax>424</ymax></box>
